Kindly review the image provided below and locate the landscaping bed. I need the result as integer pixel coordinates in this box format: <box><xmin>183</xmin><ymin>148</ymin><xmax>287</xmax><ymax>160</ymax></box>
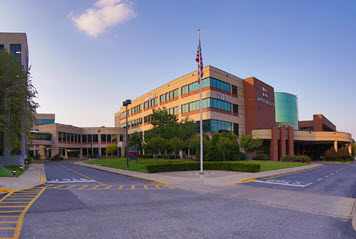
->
<box><xmin>85</xmin><ymin>158</ymin><xmax>310</xmax><ymax>173</ymax></box>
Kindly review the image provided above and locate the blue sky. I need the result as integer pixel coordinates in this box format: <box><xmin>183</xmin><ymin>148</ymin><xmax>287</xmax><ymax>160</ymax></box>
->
<box><xmin>1</xmin><ymin>0</ymin><xmax>355</xmax><ymax>137</ymax></box>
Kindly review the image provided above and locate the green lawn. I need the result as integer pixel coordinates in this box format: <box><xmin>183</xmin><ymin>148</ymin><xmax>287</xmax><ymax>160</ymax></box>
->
<box><xmin>0</xmin><ymin>166</ymin><xmax>27</xmax><ymax>177</ymax></box>
<box><xmin>86</xmin><ymin>158</ymin><xmax>310</xmax><ymax>173</ymax></box>
<box><xmin>250</xmin><ymin>160</ymin><xmax>310</xmax><ymax>171</ymax></box>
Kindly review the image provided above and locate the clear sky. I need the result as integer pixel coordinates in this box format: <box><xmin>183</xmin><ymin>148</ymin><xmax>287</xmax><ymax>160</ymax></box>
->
<box><xmin>1</xmin><ymin>0</ymin><xmax>355</xmax><ymax>137</ymax></box>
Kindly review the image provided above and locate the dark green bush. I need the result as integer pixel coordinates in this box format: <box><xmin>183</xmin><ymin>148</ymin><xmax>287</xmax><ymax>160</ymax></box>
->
<box><xmin>24</xmin><ymin>157</ymin><xmax>32</xmax><ymax>165</ymax></box>
<box><xmin>324</xmin><ymin>147</ymin><xmax>353</xmax><ymax>162</ymax></box>
<box><xmin>252</xmin><ymin>154</ymin><xmax>269</xmax><ymax>160</ymax></box>
<box><xmin>33</xmin><ymin>154</ymin><xmax>40</xmax><ymax>161</ymax></box>
<box><xmin>146</xmin><ymin>162</ymin><xmax>260</xmax><ymax>173</ymax></box>
<box><xmin>51</xmin><ymin>153</ymin><xmax>63</xmax><ymax>161</ymax></box>
<box><xmin>142</xmin><ymin>154</ymin><xmax>153</xmax><ymax>158</ymax></box>
<box><xmin>238</xmin><ymin>152</ymin><xmax>247</xmax><ymax>161</ymax></box>
<box><xmin>280</xmin><ymin>155</ymin><xmax>311</xmax><ymax>163</ymax></box>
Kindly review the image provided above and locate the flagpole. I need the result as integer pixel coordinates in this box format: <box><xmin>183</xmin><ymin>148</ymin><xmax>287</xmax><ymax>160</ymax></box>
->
<box><xmin>198</xmin><ymin>28</ymin><xmax>204</xmax><ymax>175</ymax></box>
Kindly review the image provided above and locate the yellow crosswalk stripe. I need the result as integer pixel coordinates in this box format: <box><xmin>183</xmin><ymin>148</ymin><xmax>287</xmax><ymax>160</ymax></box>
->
<box><xmin>118</xmin><ymin>185</ymin><xmax>123</xmax><ymax>190</ymax></box>
<box><xmin>144</xmin><ymin>185</ymin><xmax>148</xmax><ymax>189</ymax></box>
<box><xmin>92</xmin><ymin>185</ymin><xmax>100</xmax><ymax>189</ymax></box>
<box><xmin>78</xmin><ymin>185</ymin><xmax>88</xmax><ymax>190</ymax></box>
<box><xmin>131</xmin><ymin>185</ymin><xmax>135</xmax><ymax>190</ymax></box>
<box><xmin>105</xmin><ymin>185</ymin><xmax>112</xmax><ymax>190</ymax></box>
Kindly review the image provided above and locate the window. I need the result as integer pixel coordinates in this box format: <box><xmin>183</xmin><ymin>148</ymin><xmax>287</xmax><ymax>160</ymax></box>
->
<box><xmin>0</xmin><ymin>45</ymin><xmax>4</xmax><ymax>52</ymax></box>
<box><xmin>189</xmin><ymin>82</ymin><xmax>199</xmax><ymax>92</ymax></box>
<box><xmin>88</xmin><ymin>134</ymin><xmax>92</xmax><ymax>143</ymax></box>
<box><xmin>101</xmin><ymin>148</ymin><xmax>106</xmax><ymax>156</ymax></box>
<box><xmin>169</xmin><ymin>91</ymin><xmax>173</xmax><ymax>100</ymax></box>
<box><xmin>71</xmin><ymin>133</ymin><xmax>74</xmax><ymax>143</ymax></box>
<box><xmin>210</xmin><ymin>77</ymin><xmax>230</xmax><ymax>92</ymax></box>
<box><xmin>93</xmin><ymin>134</ymin><xmax>98</xmax><ymax>143</ymax></box>
<box><xmin>82</xmin><ymin>134</ymin><xmax>87</xmax><ymax>143</ymax></box>
<box><xmin>58</xmin><ymin>132</ymin><xmax>62</xmax><ymax>141</ymax></box>
<box><xmin>160</xmin><ymin>94</ymin><xmax>165</xmax><ymax>103</ymax></box>
<box><xmin>10</xmin><ymin>44</ymin><xmax>21</xmax><ymax>65</ymax></box>
<box><xmin>78</xmin><ymin>135</ymin><xmax>81</xmax><ymax>143</ymax></box>
<box><xmin>182</xmin><ymin>104</ymin><xmax>188</xmax><ymax>113</ymax></box>
<box><xmin>169</xmin><ymin>108</ymin><xmax>174</xmax><ymax>115</ymax></box>
<box><xmin>74</xmin><ymin>134</ymin><xmax>78</xmax><ymax>143</ymax></box>
<box><xmin>233</xmin><ymin>104</ymin><xmax>238</xmax><ymax>114</ymax></box>
<box><xmin>194</xmin><ymin>119</ymin><xmax>233</xmax><ymax>134</ymax></box>
<box><xmin>181</xmin><ymin>85</ymin><xmax>188</xmax><ymax>95</ymax></box>
<box><xmin>154</xmin><ymin>97</ymin><xmax>158</xmax><ymax>105</ymax></box>
<box><xmin>63</xmin><ymin>133</ymin><xmax>67</xmax><ymax>142</ymax></box>
<box><xmin>165</xmin><ymin>93</ymin><xmax>169</xmax><ymax>101</ymax></box>
<box><xmin>101</xmin><ymin>134</ymin><xmax>106</xmax><ymax>143</ymax></box>
<box><xmin>67</xmin><ymin>133</ymin><xmax>70</xmax><ymax>142</ymax></box>
<box><xmin>201</xmin><ymin>78</ymin><xmax>209</xmax><ymax>88</ymax></box>
<box><xmin>107</xmin><ymin>134</ymin><xmax>111</xmax><ymax>143</ymax></box>
<box><xmin>119</xmin><ymin>134</ymin><xmax>124</xmax><ymax>141</ymax></box>
<box><xmin>173</xmin><ymin>106</ymin><xmax>179</xmax><ymax>115</ymax></box>
<box><xmin>232</xmin><ymin>85</ymin><xmax>237</xmax><ymax>95</ymax></box>
<box><xmin>112</xmin><ymin>135</ymin><xmax>117</xmax><ymax>143</ymax></box>
<box><xmin>189</xmin><ymin>101</ymin><xmax>200</xmax><ymax>111</ymax></box>
<box><xmin>32</xmin><ymin>133</ymin><xmax>52</xmax><ymax>141</ymax></box>
<box><xmin>144</xmin><ymin>102</ymin><xmax>148</xmax><ymax>109</ymax></box>
<box><xmin>233</xmin><ymin>123</ymin><xmax>239</xmax><ymax>135</ymax></box>
<box><xmin>173</xmin><ymin>89</ymin><xmax>179</xmax><ymax>98</ymax></box>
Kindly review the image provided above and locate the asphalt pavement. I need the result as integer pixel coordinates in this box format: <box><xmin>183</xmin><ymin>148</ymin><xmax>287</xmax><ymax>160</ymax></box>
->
<box><xmin>245</xmin><ymin>162</ymin><xmax>356</xmax><ymax>198</ymax></box>
<box><xmin>14</xmin><ymin>162</ymin><xmax>356</xmax><ymax>238</ymax></box>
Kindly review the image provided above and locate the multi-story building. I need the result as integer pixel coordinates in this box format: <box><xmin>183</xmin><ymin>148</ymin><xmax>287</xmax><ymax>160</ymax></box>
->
<box><xmin>0</xmin><ymin>33</ymin><xmax>29</xmax><ymax>166</ymax></box>
<box><xmin>115</xmin><ymin>65</ymin><xmax>352</xmax><ymax>161</ymax></box>
<box><xmin>29</xmin><ymin>114</ymin><xmax>126</xmax><ymax>159</ymax></box>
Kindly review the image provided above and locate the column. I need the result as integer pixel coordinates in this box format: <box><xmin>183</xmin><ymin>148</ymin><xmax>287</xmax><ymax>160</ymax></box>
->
<box><xmin>80</xmin><ymin>148</ymin><xmax>83</xmax><ymax>159</ymax></box>
<box><xmin>39</xmin><ymin>146</ymin><xmax>46</xmax><ymax>160</ymax></box>
<box><xmin>65</xmin><ymin>149</ymin><xmax>68</xmax><ymax>159</ymax></box>
<box><xmin>287</xmin><ymin>127</ymin><xmax>294</xmax><ymax>156</ymax></box>
<box><xmin>334</xmin><ymin>141</ymin><xmax>338</xmax><ymax>152</ymax></box>
<box><xmin>270</xmin><ymin>127</ymin><xmax>278</xmax><ymax>161</ymax></box>
<box><xmin>279</xmin><ymin>127</ymin><xmax>286</xmax><ymax>159</ymax></box>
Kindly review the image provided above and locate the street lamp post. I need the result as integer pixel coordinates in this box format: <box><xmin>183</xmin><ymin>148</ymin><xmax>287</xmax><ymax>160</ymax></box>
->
<box><xmin>97</xmin><ymin>129</ymin><xmax>101</xmax><ymax>158</ymax></box>
<box><xmin>123</xmin><ymin>99</ymin><xmax>131</xmax><ymax>168</ymax></box>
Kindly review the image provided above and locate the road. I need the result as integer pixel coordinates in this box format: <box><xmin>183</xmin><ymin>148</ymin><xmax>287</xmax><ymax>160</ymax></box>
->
<box><xmin>245</xmin><ymin>162</ymin><xmax>356</xmax><ymax>198</ymax></box>
<box><xmin>1</xmin><ymin>162</ymin><xmax>355</xmax><ymax>238</ymax></box>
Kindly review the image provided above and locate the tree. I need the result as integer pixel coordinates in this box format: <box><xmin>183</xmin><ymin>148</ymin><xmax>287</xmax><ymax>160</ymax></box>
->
<box><xmin>106</xmin><ymin>143</ymin><xmax>119</xmax><ymax>157</ymax></box>
<box><xmin>128</xmin><ymin>132</ymin><xmax>142</xmax><ymax>154</ymax></box>
<box><xmin>169</xmin><ymin>137</ymin><xmax>186</xmax><ymax>160</ymax></box>
<box><xmin>142</xmin><ymin>136</ymin><xmax>166</xmax><ymax>163</ymax></box>
<box><xmin>239</xmin><ymin>134</ymin><xmax>263</xmax><ymax>161</ymax></box>
<box><xmin>216</xmin><ymin>132</ymin><xmax>232</xmax><ymax>161</ymax></box>
<box><xmin>0</xmin><ymin>50</ymin><xmax>37</xmax><ymax>163</ymax></box>
<box><xmin>189</xmin><ymin>133</ymin><xmax>210</xmax><ymax>160</ymax></box>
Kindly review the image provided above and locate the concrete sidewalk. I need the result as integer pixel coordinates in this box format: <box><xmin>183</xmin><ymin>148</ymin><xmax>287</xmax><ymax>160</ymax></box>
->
<box><xmin>76</xmin><ymin>161</ymin><xmax>356</xmax><ymax>229</ymax></box>
<box><xmin>0</xmin><ymin>163</ymin><xmax>46</xmax><ymax>191</ymax></box>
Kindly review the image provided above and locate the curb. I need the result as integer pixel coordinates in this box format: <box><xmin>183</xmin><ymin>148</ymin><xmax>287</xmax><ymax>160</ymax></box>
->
<box><xmin>74</xmin><ymin>162</ymin><xmax>168</xmax><ymax>184</ymax></box>
<box><xmin>351</xmin><ymin>200</ymin><xmax>356</xmax><ymax>231</ymax></box>
<box><xmin>40</xmin><ymin>163</ymin><xmax>47</xmax><ymax>183</ymax></box>
<box><xmin>229</xmin><ymin>164</ymin><xmax>324</xmax><ymax>184</ymax></box>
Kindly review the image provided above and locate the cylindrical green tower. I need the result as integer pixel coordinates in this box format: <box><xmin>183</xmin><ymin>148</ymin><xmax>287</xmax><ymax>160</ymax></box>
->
<box><xmin>274</xmin><ymin>92</ymin><xmax>298</xmax><ymax>130</ymax></box>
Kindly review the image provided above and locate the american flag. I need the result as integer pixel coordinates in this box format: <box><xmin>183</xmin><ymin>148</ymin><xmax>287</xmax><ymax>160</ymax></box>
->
<box><xmin>196</xmin><ymin>39</ymin><xmax>203</xmax><ymax>83</ymax></box>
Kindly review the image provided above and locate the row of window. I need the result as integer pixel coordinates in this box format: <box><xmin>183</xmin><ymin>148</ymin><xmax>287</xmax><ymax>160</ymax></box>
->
<box><xmin>160</xmin><ymin>89</ymin><xmax>179</xmax><ymax>103</ymax></box>
<box><xmin>82</xmin><ymin>148</ymin><xmax>120</xmax><ymax>156</ymax></box>
<box><xmin>182</xmin><ymin>77</ymin><xmax>233</xmax><ymax>94</ymax></box>
<box><xmin>181</xmin><ymin>98</ymin><xmax>238</xmax><ymax>113</ymax></box>
<box><xmin>131</xmin><ymin>104</ymin><xmax>142</xmax><ymax>114</ymax></box>
<box><xmin>32</xmin><ymin>133</ymin><xmax>52</xmax><ymax>141</ymax></box>
<box><xmin>167</xmin><ymin>106</ymin><xmax>179</xmax><ymax>115</ymax></box>
<box><xmin>144</xmin><ymin>97</ymin><xmax>158</xmax><ymax>109</ymax></box>
<box><xmin>35</xmin><ymin>119</ymin><xmax>55</xmax><ymax>125</ymax></box>
<box><xmin>58</xmin><ymin>132</ymin><xmax>123</xmax><ymax>143</ymax></box>
<box><xmin>194</xmin><ymin>120</ymin><xmax>239</xmax><ymax>135</ymax></box>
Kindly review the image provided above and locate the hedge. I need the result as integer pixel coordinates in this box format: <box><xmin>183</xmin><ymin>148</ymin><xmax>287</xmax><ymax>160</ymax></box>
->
<box><xmin>145</xmin><ymin>162</ymin><xmax>260</xmax><ymax>173</ymax></box>
<box><xmin>280</xmin><ymin>155</ymin><xmax>311</xmax><ymax>163</ymax></box>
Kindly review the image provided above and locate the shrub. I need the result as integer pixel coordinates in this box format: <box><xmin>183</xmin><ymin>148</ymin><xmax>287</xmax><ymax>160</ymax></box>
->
<box><xmin>145</xmin><ymin>162</ymin><xmax>260</xmax><ymax>173</ymax></box>
<box><xmin>252</xmin><ymin>154</ymin><xmax>269</xmax><ymax>161</ymax></box>
<box><xmin>324</xmin><ymin>147</ymin><xmax>353</xmax><ymax>162</ymax></box>
<box><xmin>142</xmin><ymin>154</ymin><xmax>153</xmax><ymax>159</ymax></box>
<box><xmin>33</xmin><ymin>154</ymin><xmax>40</xmax><ymax>161</ymax></box>
<box><xmin>24</xmin><ymin>157</ymin><xmax>32</xmax><ymax>165</ymax></box>
<box><xmin>280</xmin><ymin>155</ymin><xmax>311</xmax><ymax>163</ymax></box>
<box><xmin>51</xmin><ymin>153</ymin><xmax>63</xmax><ymax>161</ymax></box>
<box><xmin>238</xmin><ymin>152</ymin><xmax>247</xmax><ymax>161</ymax></box>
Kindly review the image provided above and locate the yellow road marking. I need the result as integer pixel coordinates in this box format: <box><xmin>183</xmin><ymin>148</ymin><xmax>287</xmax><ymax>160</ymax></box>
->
<box><xmin>131</xmin><ymin>185</ymin><xmax>135</xmax><ymax>190</ymax></box>
<box><xmin>118</xmin><ymin>185</ymin><xmax>123</xmax><ymax>190</ymax></box>
<box><xmin>12</xmin><ymin>187</ymin><xmax>46</xmax><ymax>239</ymax></box>
<box><xmin>56</xmin><ymin>163</ymin><xmax>105</xmax><ymax>185</ymax></box>
<box><xmin>0</xmin><ymin>221</ymin><xmax>17</xmax><ymax>223</ymax></box>
<box><xmin>40</xmin><ymin>175</ymin><xmax>45</xmax><ymax>183</ymax></box>
<box><xmin>105</xmin><ymin>185</ymin><xmax>112</xmax><ymax>190</ymax></box>
<box><xmin>0</xmin><ymin>211</ymin><xmax>23</xmax><ymax>213</ymax></box>
<box><xmin>92</xmin><ymin>185</ymin><xmax>100</xmax><ymax>190</ymax></box>
<box><xmin>229</xmin><ymin>178</ymin><xmax>256</xmax><ymax>184</ymax></box>
<box><xmin>0</xmin><ymin>227</ymin><xmax>15</xmax><ymax>229</ymax></box>
<box><xmin>53</xmin><ymin>185</ymin><xmax>65</xmax><ymax>189</ymax></box>
<box><xmin>0</xmin><ymin>202</ymin><xmax>29</xmax><ymax>204</ymax></box>
<box><xmin>66</xmin><ymin>185</ymin><xmax>77</xmax><ymax>189</ymax></box>
<box><xmin>159</xmin><ymin>184</ymin><xmax>176</xmax><ymax>189</ymax></box>
<box><xmin>0</xmin><ymin>189</ymin><xmax>17</xmax><ymax>193</ymax></box>
<box><xmin>150</xmin><ymin>180</ymin><xmax>170</xmax><ymax>184</ymax></box>
<box><xmin>0</xmin><ymin>216</ymin><xmax>19</xmax><ymax>218</ymax></box>
<box><xmin>0</xmin><ymin>206</ymin><xmax>26</xmax><ymax>208</ymax></box>
<box><xmin>78</xmin><ymin>185</ymin><xmax>88</xmax><ymax>190</ymax></box>
<box><xmin>155</xmin><ymin>185</ymin><xmax>160</xmax><ymax>189</ymax></box>
<box><xmin>144</xmin><ymin>185</ymin><xmax>148</xmax><ymax>189</ymax></box>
